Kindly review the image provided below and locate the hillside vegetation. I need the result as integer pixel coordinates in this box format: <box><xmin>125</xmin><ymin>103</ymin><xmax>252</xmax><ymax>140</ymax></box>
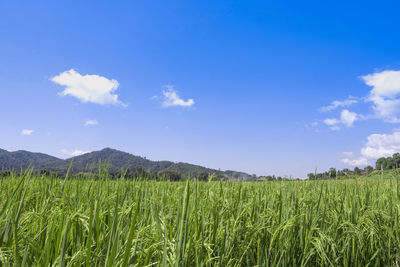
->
<box><xmin>0</xmin><ymin>148</ymin><xmax>250</xmax><ymax>179</ymax></box>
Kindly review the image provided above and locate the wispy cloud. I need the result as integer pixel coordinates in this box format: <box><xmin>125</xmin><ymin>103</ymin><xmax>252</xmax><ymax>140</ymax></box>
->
<box><xmin>340</xmin><ymin>150</ymin><xmax>369</xmax><ymax>167</ymax></box>
<box><xmin>319</xmin><ymin>96</ymin><xmax>358</xmax><ymax>112</ymax></box>
<box><xmin>162</xmin><ymin>85</ymin><xmax>194</xmax><ymax>108</ymax></box>
<box><xmin>341</xmin><ymin>151</ymin><xmax>354</xmax><ymax>157</ymax></box>
<box><xmin>323</xmin><ymin>118</ymin><xmax>340</xmax><ymax>126</ymax></box>
<box><xmin>340</xmin><ymin>109</ymin><xmax>358</xmax><ymax>127</ymax></box>
<box><xmin>317</xmin><ymin>69</ymin><xmax>400</xmax><ymax>130</ymax></box>
<box><xmin>323</xmin><ymin>118</ymin><xmax>341</xmax><ymax>131</ymax></box>
<box><xmin>316</xmin><ymin>70</ymin><xmax>400</xmax><ymax>166</ymax></box>
<box><xmin>51</xmin><ymin>69</ymin><xmax>126</xmax><ymax>106</ymax></box>
<box><xmin>61</xmin><ymin>149</ymin><xmax>90</xmax><ymax>157</ymax></box>
<box><xmin>341</xmin><ymin>157</ymin><xmax>369</xmax><ymax>167</ymax></box>
<box><xmin>321</xmin><ymin>69</ymin><xmax>400</xmax><ymax>125</ymax></box>
<box><xmin>21</xmin><ymin>129</ymin><xmax>33</xmax><ymax>135</ymax></box>
<box><xmin>71</xmin><ymin>150</ymin><xmax>90</xmax><ymax>156</ymax></box>
<box><xmin>323</xmin><ymin>109</ymin><xmax>358</xmax><ymax>130</ymax></box>
<box><xmin>85</xmin><ymin>119</ymin><xmax>99</xmax><ymax>126</ymax></box>
<box><xmin>302</xmin><ymin>121</ymin><xmax>319</xmax><ymax>130</ymax></box>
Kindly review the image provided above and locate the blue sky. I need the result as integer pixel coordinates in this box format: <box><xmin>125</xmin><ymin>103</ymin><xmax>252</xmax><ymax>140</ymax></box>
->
<box><xmin>2</xmin><ymin>1</ymin><xmax>400</xmax><ymax>177</ymax></box>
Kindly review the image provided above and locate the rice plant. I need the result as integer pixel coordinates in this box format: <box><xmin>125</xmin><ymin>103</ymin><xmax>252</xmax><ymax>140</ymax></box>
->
<box><xmin>1</xmin><ymin>170</ymin><xmax>400</xmax><ymax>266</ymax></box>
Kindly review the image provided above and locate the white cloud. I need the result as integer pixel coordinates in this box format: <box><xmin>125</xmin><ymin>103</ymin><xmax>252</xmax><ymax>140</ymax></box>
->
<box><xmin>340</xmin><ymin>109</ymin><xmax>357</xmax><ymax>127</ymax></box>
<box><xmin>341</xmin><ymin>151</ymin><xmax>354</xmax><ymax>157</ymax></box>
<box><xmin>323</xmin><ymin>118</ymin><xmax>341</xmax><ymax>130</ymax></box>
<box><xmin>318</xmin><ymin>69</ymin><xmax>400</xmax><ymax>127</ymax></box>
<box><xmin>341</xmin><ymin>157</ymin><xmax>369</xmax><ymax>167</ymax></box>
<box><xmin>85</xmin><ymin>119</ymin><xmax>99</xmax><ymax>126</ymax></box>
<box><xmin>362</xmin><ymin>70</ymin><xmax>400</xmax><ymax>123</ymax></box>
<box><xmin>71</xmin><ymin>150</ymin><xmax>90</xmax><ymax>156</ymax></box>
<box><xmin>342</xmin><ymin>131</ymin><xmax>400</xmax><ymax>167</ymax></box>
<box><xmin>51</xmin><ymin>69</ymin><xmax>125</xmax><ymax>106</ymax></box>
<box><xmin>340</xmin><ymin>151</ymin><xmax>369</xmax><ymax>167</ymax></box>
<box><xmin>323</xmin><ymin>109</ymin><xmax>358</xmax><ymax>130</ymax></box>
<box><xmin>162</xmin><ymin>85</ymin><xmax>194</xmax><ymax>107</ymax></box>
<box><xmin>21</xmin><ymin>129</ymin><xmax>33</xmax><ymax>135</ymax></box>
<box><xmin>323</xmin><ymin>118</ymin><xmax>340</xmax><ymax>126</ymax></box>
<box><xmin>61</xmin><ymin>149</ymin><xmax>90</xmax><ymax>157</ymax></box>
<box><xmin>360</xmin><ymin>131</ymin><xmax>400</xmax><ymax>159</ymax></box>
<box><xmin>320</xmin><ymin>96</ymin><xmax>358</xmax><ymax>112</ymax></box>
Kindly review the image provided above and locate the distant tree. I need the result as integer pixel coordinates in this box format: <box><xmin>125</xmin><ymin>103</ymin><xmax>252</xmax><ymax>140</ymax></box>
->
<box><xmin>329</xmin><ymin>168</ymin><xmax>336</xmax><ymax>179</ymax></box>
<box><xmin>354</xmin><ymin>167</ymin><xmax>361</xmax><ymax>175</ymax></box>
<box><xmin>337</xmin><ymin>170</ymin><xmax>345</xmax><ymax>177</ymax></box>
<box><xmin>364</xmin><ymin>165</ymin><xmax>373</xmax><ymax>174</ymax></box>
<box><xmin>342</xmin><ymin>168</ymin><xmax>351</xmax><ymax>175</ymax></box>
<box><xmin>212</xmin><ymin>173</ymin><xmax>225</xmax><ymax>181</ymax></box>
<box><xmin>307</xmin><ymin>173</ymin><xmax>316</xmax><ymax>180</ymax></box>
<box><xmin>376</xmin><ymin>157</ymin><xmax>387</xmax><ymax>171</ymax></box>
<box><xmin>386</xmin><ymin>157</ymin><xmax>395</xmax><ymax>169</ymax></box>
<box><xmin>266</xmin><ymin>175</ymin><xmax>274</xmax><ymax>181</ymax></box>
<box><xmin>158</xmin><ymin>170</ymin><xmax>182</xmax><ymax>181</ymax></box>
<box><xmin>198</xmin><ymin>172</ymin><xmax>209</xmax><ymax>181</ymax></box>
<box><xmin>123</xmin><ymin>166</ymin><xmax>150</xmax><ymax>179</ymax></box>
<box><xmin>393</xmin><ymin>153</ymin><xmax>400</xmax><ymax>168</ymax></box>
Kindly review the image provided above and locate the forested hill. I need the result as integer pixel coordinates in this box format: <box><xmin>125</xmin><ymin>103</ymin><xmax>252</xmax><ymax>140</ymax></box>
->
<box><xmin>0</xmin><ymin>148</ymin><xmax>60</xmax><ymax>171</ymax></box>
<box><xmin>0</xmin><ymin>148</ymin><xmax>251</xmax><ymax>179</ymax></box>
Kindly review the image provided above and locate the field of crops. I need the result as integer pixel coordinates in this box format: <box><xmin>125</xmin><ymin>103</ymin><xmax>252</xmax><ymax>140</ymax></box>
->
<box><xmin>1</xmin><ymin>171</ymin><xmax>400</xmax><ymax>266</ymax></box>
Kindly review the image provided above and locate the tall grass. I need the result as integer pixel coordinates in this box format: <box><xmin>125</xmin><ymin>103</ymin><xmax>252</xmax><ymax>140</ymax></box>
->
<box><xmin>1</xmin><ymin>170</ymin><xmax>400</xmax><ymax>266</ymax></box>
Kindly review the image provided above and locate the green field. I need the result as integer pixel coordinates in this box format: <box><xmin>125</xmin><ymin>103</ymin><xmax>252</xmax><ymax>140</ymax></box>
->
<box><xmin>1</xmin><ymin>171</ymin><xmax>400</xmax><ymax>266</ymax></box>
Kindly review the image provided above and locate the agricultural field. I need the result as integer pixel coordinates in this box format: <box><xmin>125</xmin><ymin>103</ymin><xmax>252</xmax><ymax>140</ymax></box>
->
<box><xmin>1</xmin><ymin>170</ymin><xmax>400</xmax><ymax>266</ymax></box>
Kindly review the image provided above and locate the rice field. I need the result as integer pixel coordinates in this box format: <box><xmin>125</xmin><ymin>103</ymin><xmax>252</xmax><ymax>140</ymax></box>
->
<box><xmin>1</xmin><ymin>170</ymin><xmax>400</xmax><ymax>266</ymax></box>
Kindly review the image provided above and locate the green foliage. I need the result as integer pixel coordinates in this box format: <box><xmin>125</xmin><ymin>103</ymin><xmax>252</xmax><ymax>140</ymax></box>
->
<box><xmin>376</xmin><ymin>157</ymin><xmax>387</xmax><ymax>170</ymax></box>
<box><xmin>309</xmin><ymin>152</ymin><xmax>400</xmax><ymax>181</ymax></box>
<box><xmin>157</xmin><ymin>170</ymin><xmax>182</xmax><ymax>181</ymax></box>
<box><xmin>311</xmin><ymin>152</ymin><xmax>400</xmax><ymax>180</ymax></box>
<box><xmin>375</xmin><ymin>153</ymin><xmax>400</xmax><ymax>171</ymax></box>
<box><xmin>197</xmin><ymin>172</ymin><xmax>209</xmax><ymax>181</ymax></box>
<box><xmin>329</xmin><ymin>167</ymin><xmax>336</xmax><ymax>178</ymax></box>
<box><xmin>0</xmin><ymin>148</ymin><xmax>60</xmax><ymax>170</ymax></box>
<box><xmin>393</xmin><ymin>153</ymin><xmax>400</xmax><ymax>168</ymax></box>
<box><xmin>364</xmin><ymin>165</ymin><xmax>373</xmax><ymax>173</ymax></box>
<box><xmin>386</xmin><ymin>157</ymin><xmax>395</xmax><ymax>169</ymax></box>
<box><xmin>0</xmin><ymin>148</ymin><xmax>251</xmax><ymax>180</ymax></box>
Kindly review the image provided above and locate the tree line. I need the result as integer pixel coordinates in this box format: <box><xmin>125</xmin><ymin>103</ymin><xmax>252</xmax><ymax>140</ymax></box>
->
<box><xmin>375</xmin><ymin>153</ymin><xmax>400</xmax><ymax>170</ymax></box>
<box><xmin>3</xmin><ymin>153</ymin><xmax>400</xmax><ymax>181</ymax></box>
<box><xmin>307</xmin><ymin>153</ymin><xmax>400</xmax><ymax>180</ymax></box>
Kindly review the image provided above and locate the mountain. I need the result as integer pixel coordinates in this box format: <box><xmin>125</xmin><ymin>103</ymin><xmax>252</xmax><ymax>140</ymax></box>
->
<box><xmin>0</xmin><ymin>149</ymin><xmax>60</xmax><ymax>171</ymax></box>
<box><xmin>44</xmin><ymin>148</ymin><xmax>175</xmax><ymax>174</ymax></box>
<box><xmin>0</xmin><ymin>148</ymin><xmax>251</xmax><ymax>179</ymax></box>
